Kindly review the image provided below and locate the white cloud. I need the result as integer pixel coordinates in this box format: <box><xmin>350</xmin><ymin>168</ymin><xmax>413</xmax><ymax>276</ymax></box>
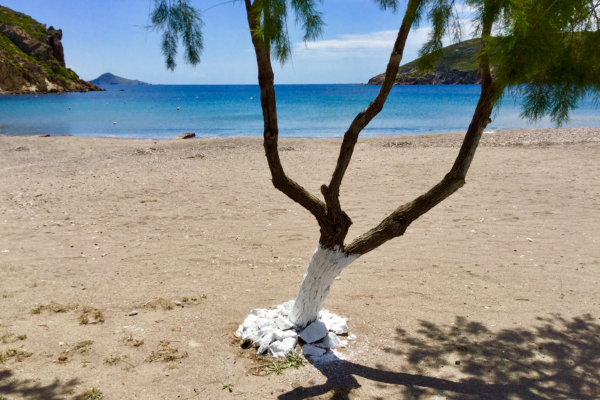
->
<box><xmin>293</xmin><ymin>28</ymin><xmax>432</xmax><ymax>62</ymax></box>
<box><xmin>298</xmin><ymin>30</ymin><xmax>400</xmax><ymax>52</ymax></box>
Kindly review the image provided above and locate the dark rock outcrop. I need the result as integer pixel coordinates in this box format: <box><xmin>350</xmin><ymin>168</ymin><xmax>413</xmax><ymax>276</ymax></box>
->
<box><xmin>47</xmin><ymin>26</ymin><xmax>65</xmax><ymax>67</ymax></box>
<box><xmin>0</xmin><ymin>6</ymin><xmax>101</xmax><ymax>95</ymax></box>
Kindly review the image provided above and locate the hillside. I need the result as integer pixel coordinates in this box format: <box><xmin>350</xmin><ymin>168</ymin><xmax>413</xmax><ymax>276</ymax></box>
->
<box><xmin>0</xmin><ymin>5</ymin><xmax>101</xmax><ymax>94</ymax></box>
<box><xmin>368</xmin><ymin>39</ymin><xmax>482</xmax><ymax>85</ymax></box>
<box><xmin>91</xmin><ymin>73</ymin><xmax>149</xmax><ymax>85</ymax></box>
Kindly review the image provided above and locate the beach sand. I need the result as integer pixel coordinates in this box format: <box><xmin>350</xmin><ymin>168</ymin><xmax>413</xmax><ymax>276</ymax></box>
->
<box><xmin>1</xmin><ymin>128</ymin><xmax>599</xmax><ymax>399</ymax></box>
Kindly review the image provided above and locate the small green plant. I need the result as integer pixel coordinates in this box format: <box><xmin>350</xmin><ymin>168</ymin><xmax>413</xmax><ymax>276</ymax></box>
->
<box><xmin>0</xmin><ymin>331</ymin><xmax>14</xmax><ymax>344</ymax></box>
<box><xmin>201</xmin><ymin>294</ymin><xmax>207</xmax><ymax>299</ymax></box>
<box><xmin>222</xmin><ymin>383</ymin><xmax>233</xmax><ymax>392</ymax></box>
<box><xmin>182</xmin><ymin>297</ymin><xmax>189</xmax><ymax>303</ymax></box>
<box><xmin>191</xmin><ymin>297</ymin><xmax>197</xmax><ymax>301</ymax></box>
<box><xmin>0</xmin><ymin>349</ymin><xmax>33</xmax><ymax>363</ymax></box>
<box><xmin>147</xmin><ymin>341</ymin><xmax>188</xmax><ymax>362</ymax></box>
<box><xmin>267</xmin><ymin>361</ymin><xmax>285</xmax><ymax>375</ymax></box>
<box><xmin>81</xmin><ymin>388</ymin><xmax>104</xmax><ymax>400</ymax></box>
<box><xmin>30</xmin><ymin>306</ymin><xmax>41</xmax><ymax>314</ymax></box>
<box><xmin>267</xmin><ymin>353</ymin><xmax>304</xmax><ymax>375</ymax></box>
<box><xmin>17</xmin><ymin>334</ymin><xmax>27</xmax><ymax>340</ymax></box>
<box><xmin>79</xmin><ymin>307</ymin><xmax>104</xmax><ymax>325</ymax></box>
<box><xmin>104</xmin><ymin>354</ymin><xmax>122</xmax><ymax>366</ymax></box>
<box><xmin>0</xmin><ymin>395</ymin><xmax>7</xmax><ymax>400</ymax></box>
<box><xmin>73</xmin><ymin>340</ymin><xmax>93</xmax><ymax>354</ymax></box>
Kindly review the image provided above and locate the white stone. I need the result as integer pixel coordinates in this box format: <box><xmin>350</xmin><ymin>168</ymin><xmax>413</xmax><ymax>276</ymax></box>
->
<box><xmin>268</xmin><ymin>337</ymin><xmax>297</xmax><ymax>358</ymax></box>
<box><xmin>301</xmin><ymin>344</ymin><xmax>326</xmax><ymax>357</ymax></box>
<box><xmin>348</xmin><ymin>334</ymin><xmax>357</xmax><ymax>340</ymax></box>
<box><xmin>276</xmin><ymin>316</ymin><xmax>294</xmax><ymax>330</ymax></box>
<box><xmin>266</xmin><ymin>310</ymin><xmax>279</xmax><ymax>320</ymax></box>
<box><xmin>326</xmin><ymin>316</ymin><xmax>348</xmax><ymax>335</ymax></box>
<box><xmin>258</xmin><ymin>326</ymin><xmax>274</xmax><ymax>339</ymax></box>
<box><xmin>299</xmin><ymin>321</ymin><xmax>328</xmax><ymax>344</ymax></box>
<box><xmin>243</xmin><ymin>314</ymin><xmax>259</xmax><ymax>325</ymax></box>
<box><xmin>282</xmin><ymin>330</ymin><xmax>298</xmax><ymax>339</ymax></box>
<box><xmin>272</xmin><ymin>329</ymin><xmax>284</xmax><ymax>341</ymax></box>
<box><xmin>277</xmin><ymin>300</ymin><xmax>295</xmax><ymax>316</ymax></box>
<box><xmin>315</xmin><ymin>332</ymin><xmax>340</xmax><ymax>349</ymax></box>
<box><xmin>289</xmin><ymin>245</ymin><xmax>358</xmax><ymax>328</ymax></box>
<box><xmin>256</xmin><ymin>332</ymin><xmax>274</xmax><ymax>354</ymax></box>
<box><xmin>250</xmin><ymin>309</ymin><xmax>268</xmax><ymax>318</ymax></box>
<box><xmin>241</xmin><ymin>324</ymin><xmax>259</xmax><ymax>343</ymax></box>
<box><xmin>235</xmin><ymin>324</ymin><xmax>243</xmax><ymax>338</ymax></box>
<box><xmin>257</xmin><ymin>318</ymin><xmax>276</xmax><ymax>330</ymax></box>
<box><xmin>338</xmin><ymin>340</ymin><xmax>348</xmax><ymax>348</ymax></box>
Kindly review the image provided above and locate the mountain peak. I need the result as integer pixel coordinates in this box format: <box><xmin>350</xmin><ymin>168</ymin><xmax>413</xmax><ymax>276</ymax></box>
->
<box><xmin>91</xmin><ymin>73</ymin><xmax>149</xmax><ymax>85</ymax></box>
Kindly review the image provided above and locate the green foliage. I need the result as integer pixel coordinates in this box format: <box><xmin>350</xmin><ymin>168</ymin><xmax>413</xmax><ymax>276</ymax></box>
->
<box><xmin>417</xmin><ymin>0</ymin><xmax>600</xmax><ymax>125</ymax></box>
<box><xmin>0</xmin><ymin>349</ymin><xmax>33</xmax><ymax>363</ymax></box>
<box><xmin>81</xmin><ymin>388</ymin><xmax>104</xmax><ymax>400</ymax></box>
<box><xmin>150</xmin><ymin>0</ymin><xmax>204</xmax><ymax>70</ymax></box>
<box><xmin>418</xmin><ymin>0</ymin><xmax>462</xmax><ymax>71</ymax></box>
<box><xmin>267</xmin><ymin>352</ymin><xmax>304</xmax><ymax>374</ymax></box>
<box><xmin>483</xmin><ymin>0</ymin><xmax>600</xmax><ymax>125</ymax></box>
<box><xmin>0</xmin><ymin>6</ymin><xmax>46</xmax><ymax>38</ymax></box>
<box><xmin>222</xmin><ymin>383</ymin><xmax>233</xmax><ymax>392</ymax></box>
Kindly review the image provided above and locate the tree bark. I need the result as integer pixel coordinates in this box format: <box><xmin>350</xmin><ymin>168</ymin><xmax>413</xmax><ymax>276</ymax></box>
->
<box><xmin>244</xmin><ymin>0</ymin><xmax>328</xmax><ymax>226</ymax></box>
<box><xmin>319</xmin><ymin>0</ymin><xmax>424</xmax><ymax>249</ymax></box>
<box><xmin>289</xmin><ymin>245</ymin><xmax>359</xmax><ymax>328</ymax></box>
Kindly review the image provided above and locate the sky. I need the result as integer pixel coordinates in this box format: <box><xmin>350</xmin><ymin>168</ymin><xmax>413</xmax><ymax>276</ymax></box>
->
<box><xmin>2</xmin><ymin>0</ymin><xmax>475</xmax><ymax>84</ymax></box>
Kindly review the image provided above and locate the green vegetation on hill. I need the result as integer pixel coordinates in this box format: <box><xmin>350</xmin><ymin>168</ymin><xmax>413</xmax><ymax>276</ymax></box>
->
<box><xmin>0</xmin><ymin>5</ymin><xmax>101</xmax><ymax>94</ymax></box>
<box><xmin>368</xmin><ymin>39</ymin><xmax>482</xmax><ymax>85</ymax></box>
<box><xmin>0</xmin><ymin>6</ymin><xmax>46</xmax><ymax>38</ymax></box>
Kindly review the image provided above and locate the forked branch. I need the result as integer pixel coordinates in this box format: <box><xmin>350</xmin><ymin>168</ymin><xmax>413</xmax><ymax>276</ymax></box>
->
<box><xmin>320</xmin><ymin>0</ymin><xmax>424</xmax><ymax>247</ymax></box>
<box><xmin>346</xmin><ymin>20</ymin><xmax>504</xmax><ymax>255</ymax></box>
<box><xmin>244</xmin><ymin>0</ymin><xmax>327</xmax><ymax>223</ymax></box>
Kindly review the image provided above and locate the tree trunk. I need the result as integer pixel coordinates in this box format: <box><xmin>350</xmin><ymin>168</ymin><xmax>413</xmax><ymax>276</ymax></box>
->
<box><xmin>289</xmin><ymin>245</ymin><xmax>359</xmax><ymax>328</ymax></box>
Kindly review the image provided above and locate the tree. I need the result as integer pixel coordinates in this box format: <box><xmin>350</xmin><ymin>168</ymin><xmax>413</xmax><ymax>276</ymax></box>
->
<box><xmin>149</xmin><ymin>0</ymin><xmax>600</xmax><ymax>329</ymax></box>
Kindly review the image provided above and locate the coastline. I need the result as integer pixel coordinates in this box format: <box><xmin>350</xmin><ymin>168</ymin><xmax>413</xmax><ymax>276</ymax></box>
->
<box><xmin>1</xmin><ymin>127</ymin><xmax>599</xmax><ymax>399</ymax></box>
<box><xmin>2</xmin><ymin>126</ymin><xmax>599</xmax><ymax>146</ymax></box>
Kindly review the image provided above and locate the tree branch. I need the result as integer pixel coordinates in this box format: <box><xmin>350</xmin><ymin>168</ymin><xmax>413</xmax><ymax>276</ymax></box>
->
<box><xmin>345</xmin><ymin>19</ymin><xmax>504</xmax><ymax>255</ymax></box>
<box><xmin>244</xmin><ymin>0</ymin><xmax>327</xmax><ymax>222</ymax></box>
<box><xmin>319</xmin><ymin>0</ymin><xmax>424</xmax><ymax>248</ymax></box>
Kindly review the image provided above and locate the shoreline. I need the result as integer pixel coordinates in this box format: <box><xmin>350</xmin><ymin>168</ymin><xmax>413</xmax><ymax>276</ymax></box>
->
<box><xmin>2</xmin><ymin>126</ymin><xmax>599</xmax><ymax>147</ymax></box>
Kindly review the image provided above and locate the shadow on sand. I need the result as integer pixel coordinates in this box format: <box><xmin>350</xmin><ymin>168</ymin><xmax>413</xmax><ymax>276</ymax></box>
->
<box><xmin>280</xmin><ymin>314</ymin><xmax>600</xmax><ymax>400</ymax></box>
<box><xmin>0</xmin><ymin>369</ymin><xmax>81</xmax><ymax>399</ymax></box>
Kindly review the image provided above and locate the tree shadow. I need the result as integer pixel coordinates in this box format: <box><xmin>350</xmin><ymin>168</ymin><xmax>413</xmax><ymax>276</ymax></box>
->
<box><xmin>0</xmin><ymin>368</ymin><xmax>80</xmax><ymax>399</ymax></box>
<box><xmin>280</xmin><ymin>314</ymin><xmax>600</xmax><ymax>399</ymax></box>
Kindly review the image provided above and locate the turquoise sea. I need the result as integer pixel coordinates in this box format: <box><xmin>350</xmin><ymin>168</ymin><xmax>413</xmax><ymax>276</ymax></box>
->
<box><xmin>1</xmin><ymin>84</ymin><xmax>599</xmax><ymax>139</ymax></box>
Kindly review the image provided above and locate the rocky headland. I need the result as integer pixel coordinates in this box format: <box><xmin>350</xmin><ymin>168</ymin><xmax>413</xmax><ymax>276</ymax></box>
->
<box><xmin>368</xmin><ymin>39</ymin><xmax>483</xmax><ymax>85</ymax></box>
<box><xmin>0</xmin><ymin>5</ymin><xmax>101</xmax><ymax>94</ymax></box>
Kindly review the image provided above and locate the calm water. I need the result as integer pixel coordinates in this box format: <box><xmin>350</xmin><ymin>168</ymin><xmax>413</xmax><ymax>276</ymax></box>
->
<box><xmin>1</xmin><ymin>84</ymin><xmax>599</xmax><ymax>138</ymax></box>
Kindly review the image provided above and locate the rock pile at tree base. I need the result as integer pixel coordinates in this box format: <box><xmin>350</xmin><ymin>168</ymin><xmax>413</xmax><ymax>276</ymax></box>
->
<box><xmin>235</xmin><ymin>300</ymin><xmax>350</xmax><ymax>358</ymax></box>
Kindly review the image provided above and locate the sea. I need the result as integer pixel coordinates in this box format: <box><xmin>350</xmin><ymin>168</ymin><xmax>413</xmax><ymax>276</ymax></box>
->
<box><xmin>1</xmin><ymin>84</ymin><xmax>599</xmax><ymax>139</ymax></box>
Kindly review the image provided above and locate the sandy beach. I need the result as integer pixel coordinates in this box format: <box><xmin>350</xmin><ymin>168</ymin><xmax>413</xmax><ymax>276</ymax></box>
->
<box><xmin>1</xmin><ymin>127</ymin><xmax>599</xmax><ymax>400</ymax></box>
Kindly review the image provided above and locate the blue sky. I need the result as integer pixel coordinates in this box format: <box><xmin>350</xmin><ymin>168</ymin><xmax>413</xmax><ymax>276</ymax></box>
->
<box><xmin>3</xmin><ymin>0</ymin><xmax>473</xmax><ymax>84</ymax></box>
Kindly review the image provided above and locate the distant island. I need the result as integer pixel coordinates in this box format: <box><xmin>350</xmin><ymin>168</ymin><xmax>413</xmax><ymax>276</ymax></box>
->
<box><xmin>0</xmin><ymin>5</ymin><xmax>101</xmax><ymax>95</ymax></box>
<box><xmin>368</xmin><ymin>39</ymin><xmax>482</xmax><ymax>85</ymax></box>
<box><xmin>91</xmin><ymin>73</ymin><xmax>150</xmax><ymax>86</ymax></box>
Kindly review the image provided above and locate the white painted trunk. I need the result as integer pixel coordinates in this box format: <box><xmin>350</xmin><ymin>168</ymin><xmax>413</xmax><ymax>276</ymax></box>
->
<box><xmin>289</xmin><ymin>245</ymin><xmax>359</xmax><ymax>329</ymax></box>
